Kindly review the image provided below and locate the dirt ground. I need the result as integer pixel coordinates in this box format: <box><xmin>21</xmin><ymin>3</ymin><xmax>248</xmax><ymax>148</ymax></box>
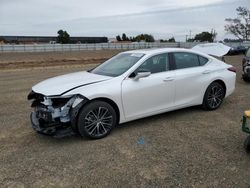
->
<box><xmin>0</xmin><ymin>51</ymin><xmax>250</xmax><ymax>187</ymax></box>
<box><xmin>0</xmin><ymin>50</ymin><xmax>122</xmax><ymax>69</ymax></box>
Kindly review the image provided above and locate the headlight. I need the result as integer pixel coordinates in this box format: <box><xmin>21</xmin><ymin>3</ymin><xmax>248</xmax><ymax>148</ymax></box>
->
<box><xmin>47</xmin><ymin>94</ymin><xmax>85</xmax><ymax>108</ymax></box>
<box><xmin>27</xmin><ymin>90</ymin><xmax>44</xmax><ymax>101</ymax></box>
<box><xmin>40</xmin><ymin>95</ymin><xmax>73</xmax><ymax>107</ymax></box>
<box><xmin>50</xmin><ymin>97</ymin><xmax>72</xmax><ymax>108</ymax></box>
<box><xmin>72</xmin><ymin>97</ymin><xmax>84</xmax><ymax>108</ymax></box>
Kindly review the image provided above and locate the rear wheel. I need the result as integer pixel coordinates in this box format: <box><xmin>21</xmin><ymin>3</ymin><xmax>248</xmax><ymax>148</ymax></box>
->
<box><xmin>202</xmin><ymin>82</ymin><xmax>225</xmax><ymax>110</ymax></box>
<box><xmin>77</xmin><ymin>101</ymin><xmax>117</xmax><ymax>139</ymax></box>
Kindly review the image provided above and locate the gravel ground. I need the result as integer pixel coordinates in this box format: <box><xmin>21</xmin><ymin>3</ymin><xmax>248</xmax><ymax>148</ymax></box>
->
<box><xmin>0</xmin><ymin>52</ymin><xmax>250</xmax><ymax>187</ymax></box>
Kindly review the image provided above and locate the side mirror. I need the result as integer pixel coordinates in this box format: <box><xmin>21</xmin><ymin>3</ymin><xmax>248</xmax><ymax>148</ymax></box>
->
<box><xmin>134</xmin><ymin>71</ymin><xmax>151</xmax><ymax>80</ymax></box>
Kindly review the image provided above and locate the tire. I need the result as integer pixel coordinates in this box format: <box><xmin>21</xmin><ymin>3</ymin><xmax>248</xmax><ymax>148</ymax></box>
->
<box><xmin>77</xmin><ymin>100</ymin><xmax>117</xmax><ymax>139</ymax></box>
<box><xmin>242</xmin><ymin>75</ymin><xmax>250</xmax><ymax>82</ymax></box>
<box><xmin>244</xmin><ymin>135</ymin><xmax>250</xmax><ymax>153</ymax></box>
<box><xmin>202</xmin><ymin>82</ymin><xmax>225</xmax><ymax>110</ymax></box>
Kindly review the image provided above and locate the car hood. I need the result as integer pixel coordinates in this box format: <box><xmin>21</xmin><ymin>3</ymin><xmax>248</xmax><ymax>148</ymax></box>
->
<box><xmin>32</xmin><ymin>71</ymin><xmax>112</xmax><ymax>96</ymax></box>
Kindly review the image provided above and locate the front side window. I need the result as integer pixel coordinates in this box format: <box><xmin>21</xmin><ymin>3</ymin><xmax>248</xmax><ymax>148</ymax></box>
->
<box><xmin>136</xmin><ymin>53</ymin><xmax>169</xmax><ymax>74</ymax></box>
<box><xmin>90</xmin><ymin>53</ymin><xmax>144</xmax><ymax>77</ymax></box>
<box><xmin>173</xmin><ymin>52</ymin><xmax>200</xmax><ymax>69</ymax></box>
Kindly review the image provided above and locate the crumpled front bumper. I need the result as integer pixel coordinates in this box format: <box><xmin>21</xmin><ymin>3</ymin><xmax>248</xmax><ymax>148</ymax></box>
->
<box><xmin>30</xmin><ymin>111</ymin><xmax>58</xmax><ymax>134</ymax></box>
<box><xmin>30</xmin><ymin>111</ymin><xmax>75</xmax><ymax>137</ymax></box>
<box><xmin>28</xmin><ymin>92</ymin><xmax>87</xmax><ymax>137</ymax></box>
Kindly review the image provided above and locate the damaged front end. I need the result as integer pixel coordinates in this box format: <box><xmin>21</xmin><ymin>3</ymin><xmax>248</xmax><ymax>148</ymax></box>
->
<box><xmin>28</xmin><ymin>91</ymin><xmax>87</xmax><ymax>137</ymax></box>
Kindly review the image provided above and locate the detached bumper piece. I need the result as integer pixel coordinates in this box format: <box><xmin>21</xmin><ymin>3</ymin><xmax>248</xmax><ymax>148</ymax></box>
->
<box><xmin>242</xmin><ymin>111</ymin><xmax>250</xmax><ymax>134</ymax></box>
<box><xmin>31</xmin><ymin>111</ymin><xmax>57</xmax><ymax>134</ymax></box>
<box><xmin>241</xmin><ymin>111</ymin><xmax>250</xmax><ymax>153</ymax></box>
<box><xmin>30</xmin><ymin>111</ymin><xmax>75</xmax><ymax>138</ymax></box>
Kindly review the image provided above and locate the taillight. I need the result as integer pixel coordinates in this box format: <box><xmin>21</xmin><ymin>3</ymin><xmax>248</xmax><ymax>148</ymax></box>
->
<box><xmin>228</xmin><ymin>66</ymin><xmax>236</xmax><ymax>73</ymax></box>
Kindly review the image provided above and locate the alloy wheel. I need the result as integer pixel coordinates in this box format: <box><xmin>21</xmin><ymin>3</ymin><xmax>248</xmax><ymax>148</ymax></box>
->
<box><xmin>207</xmin><ymin>85</ymin><xmax>224</xmax><ymax>109</ymax></box>
<box><xmin>84</xmin><ymin>107</ymin><xmax>113</xmax><ymax>137</ymax></box>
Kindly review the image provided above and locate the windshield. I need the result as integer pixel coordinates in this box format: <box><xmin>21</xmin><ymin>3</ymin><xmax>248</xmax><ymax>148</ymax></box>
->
<box><xmin>246</xmin><ymin>48</ymin><xmax>250</xmax><ymax>57</ymax></box>
<box><xmin>90</xmin><ymin>53</ymin><xmax>144</xmax><ymax>77</ymax></box>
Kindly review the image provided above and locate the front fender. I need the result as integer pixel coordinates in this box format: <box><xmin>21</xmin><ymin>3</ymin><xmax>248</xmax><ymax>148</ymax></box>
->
<box><xmin>64</xmin><ymin>78</ymin><xmax>126</xmax><ymax>123</ymax></box>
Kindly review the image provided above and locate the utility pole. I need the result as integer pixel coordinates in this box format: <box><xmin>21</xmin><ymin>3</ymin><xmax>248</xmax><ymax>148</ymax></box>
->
<box><xmin>211</xmin><ymin>28</ymin><xmax>217</xmax><ymax>42</ymax></box>
<box><xmin>189</xmin><ymin>30</ymin><xmax>192</xmax><ymax>40</ymax></box>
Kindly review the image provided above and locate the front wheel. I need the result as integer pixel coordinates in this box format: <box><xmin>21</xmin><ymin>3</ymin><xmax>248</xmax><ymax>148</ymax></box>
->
<box><xmin>202</xmin><ymin>82</ymin><xmax>225</xmax><ymax>110</ymax></box>
<box><xmin>77</xmin><ymin>101</ymin><xmax>117</xmax><ymax>139</ymax></box>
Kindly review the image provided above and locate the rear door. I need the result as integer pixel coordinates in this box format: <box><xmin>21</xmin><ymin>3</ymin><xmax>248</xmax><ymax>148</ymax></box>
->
<box><xmin>172</xmin><ymin>52</ymin><xmax>211</xmax><ymax>106</ymax></box>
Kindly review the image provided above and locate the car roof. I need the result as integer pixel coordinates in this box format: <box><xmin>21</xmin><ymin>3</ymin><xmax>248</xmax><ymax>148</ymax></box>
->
<box><xmin>123</xmin><ymin>48</ymin><xmax>211</xmax><ymax>58</ymax></box>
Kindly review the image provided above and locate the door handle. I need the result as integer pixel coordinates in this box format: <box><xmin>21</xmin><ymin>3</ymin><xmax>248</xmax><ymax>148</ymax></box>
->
<box><xmin>202</xmin><ymin>70</ymin><xmax>212</xmax><ymax>74</ymax></box>
<box><xmin>163</xmin><ymin>77</ymin><xmax>174</xmax><ymax>82</ymax></box>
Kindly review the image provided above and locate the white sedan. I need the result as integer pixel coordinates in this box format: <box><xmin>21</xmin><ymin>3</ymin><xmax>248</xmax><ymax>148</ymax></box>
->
<box><xmin>28</xmin><ymin>47</ymin><xmax>236</xmax><ymax>139</ymax></box>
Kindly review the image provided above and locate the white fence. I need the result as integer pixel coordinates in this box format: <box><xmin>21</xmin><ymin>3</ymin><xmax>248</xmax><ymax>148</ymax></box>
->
<box><xmin>0</xmin><ymin>42</ymin><xmax>249</xmax><ymax>53</ymax></box>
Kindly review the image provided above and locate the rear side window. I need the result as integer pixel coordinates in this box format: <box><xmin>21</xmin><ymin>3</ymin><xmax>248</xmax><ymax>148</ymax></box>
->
<box><xmin>173</xmin><ymin>52</ymin><xmax>200</xmax><ymax>69</ymax></box>
<box><xmin>199</xmin><ymin>56</ymin><xmax>209</xmax><ymax>65</ymax></box>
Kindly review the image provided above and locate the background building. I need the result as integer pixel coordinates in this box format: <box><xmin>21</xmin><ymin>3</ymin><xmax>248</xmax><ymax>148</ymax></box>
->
<box><xmin>0</xmin><ymin>36</ymin><xmax>108</xmax><ymax>44</ymax></box>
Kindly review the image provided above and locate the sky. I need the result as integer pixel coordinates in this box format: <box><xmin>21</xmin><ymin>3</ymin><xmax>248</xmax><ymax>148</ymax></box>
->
<box><xmin>0</xmin><ymin>0</ymin><xmax>249</xmax><ymax>41</ymax></box>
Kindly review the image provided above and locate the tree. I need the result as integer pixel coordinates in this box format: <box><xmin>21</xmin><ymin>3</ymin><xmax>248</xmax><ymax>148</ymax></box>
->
<box><xmin>116</xmin><ymin>35</ymin><xmax>122</xmax><ymax>41</ymax></box>
<box><xmin>0</xmin><ymin>37</ymin><xmax>6</xmax><ymax>43</ymax></box>
<box><xmin>122</xmin><ymin>33</ymin><xmax>128</xmax><ymax>41</ymax></box>
<box><xmin>135</xmin><ymin>34</ymin><xmax>155</xmax><ymax>42</ymax></box>
<box><xmin>130</xmin><ymin>37</ymin><xmax>136</xmax><ymax>42</ymax></box>
<box><xmin>57</xmin><ymin>30</ymin><xmax>70</xmax><ymax>44</ymax></box>
<box><xmin>160</xmin><ymin>37</ymin><xmax>176</xmax><ymax>42</ymax></box>
<box><xmin>225</xmin><ymin>6</ymin><xmax>250</xmax><ymax>40</ymax></box>
<box><xmin>144</xmin><ymin>34</ymin><xmax>155</xmax><ymax>42</ymax></box>
<box><xmin>116</xmin><ymin>33</ymin><xmax>155</xmax><ymax>42</ymax></box>
<box><xmin>194</xmin><ymin>31</ymin><xmax>214</xmax><ymax>42</ymax></box>
<box><xmin>187</xmin><ymin>38</ymin><xmax>194</xmax><ymax>42</ymax></box>
<box><xmin>168</xmin><ymin>37</ymin><xmax>175</xmax><ymax>42</ymax></box>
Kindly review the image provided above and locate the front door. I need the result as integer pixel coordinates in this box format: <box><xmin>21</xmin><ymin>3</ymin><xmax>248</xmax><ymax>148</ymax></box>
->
<box><xmin>121</xmin><ymin>53</ymin><xmax>175</xmax><ymax>121</ymax></box>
